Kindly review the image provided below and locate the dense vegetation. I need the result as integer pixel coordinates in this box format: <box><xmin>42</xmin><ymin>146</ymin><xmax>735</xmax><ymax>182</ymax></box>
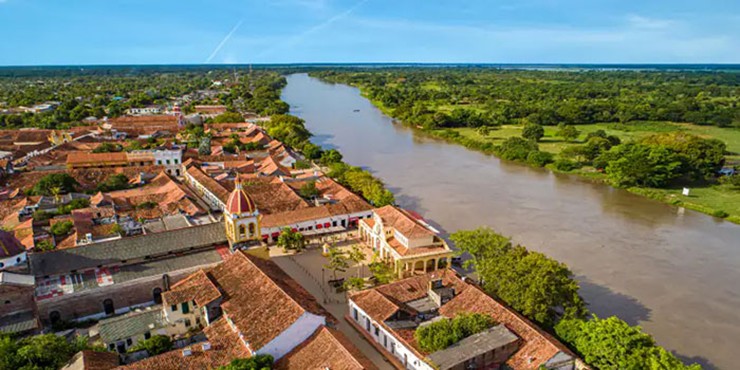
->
<box><xmin>313</xmin><ymin>69</ymin><xmax>739</xmax><ymax>128</ymax></box>
<box><xmin>451</xmin><ymin>228</ymin><xmax>585</xmax><ymax>326</ymax></box>
<box><xmin>312</xmin><ymin>68</ymin><xmax>740</xmax><ymax>222</ymax></box>
<box><xmin>556</xmin><ymin>316</ymin><xmax>701</xmax><ymax>370</ymax></box>
<box><xmin>0</xmin><ymin>333</ymin><xmax>104</xmax><ymax>370</ymax></box>
<box><xmin>414</xmin><ymin>313</ymin><xmax>495</xmax><ymax>353</ymax></box>
<box><xmin>452</xmin><ymin>227</ymin><xmax>700</xmax><ymax>369</ymax></box>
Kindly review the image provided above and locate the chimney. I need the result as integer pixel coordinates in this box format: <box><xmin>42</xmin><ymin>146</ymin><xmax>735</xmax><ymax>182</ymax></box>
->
<box><xmin>202</xmin><ymin>342</ymin><xmax>211</xmax><ymax>351</ymax></box>
<box><xmin>182</xmin><ymin>348</ymin><xmax>192</xmax><ymax>357</ymax></box>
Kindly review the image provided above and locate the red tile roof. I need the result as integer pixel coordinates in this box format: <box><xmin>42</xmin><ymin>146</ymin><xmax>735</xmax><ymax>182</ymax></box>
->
<box><xmin>275</xmin><ymin>326</ymin><xmax>378</xmax><ymax>370</ymax></box>
<box><xmin>117</xmin><ymin>317</ymin><xmax>249</xmax><ymax>370</ymax></box>
<box><xmin>374</xmin><ymin>205</ymin><xmax>434</xmax><ymax>240</ymax></box>
<box><xmin>162</xmin><ymin>269</ymin><xmax>221</xmax><ymax>307</ymax></box>
<box><xmin>209</xmin><ymin>251</ymin><xmax>333</xmax><ymax>351</ymax></box>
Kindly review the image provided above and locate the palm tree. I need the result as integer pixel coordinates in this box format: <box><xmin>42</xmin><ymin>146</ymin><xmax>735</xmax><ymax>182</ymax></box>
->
<box><xmin>50</xmin><ymin>186</ymin><xmax>62</xmax><ymax>204</ymax></box>
<box><xmin>348</xmin><ymin>245</ymin><xmax>366</xmax><ymax>278</ymax></box>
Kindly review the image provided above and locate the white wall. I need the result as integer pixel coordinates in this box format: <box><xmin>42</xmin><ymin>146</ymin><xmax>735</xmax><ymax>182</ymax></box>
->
<box><xmin>256</xmin><ymin>311</ymin><xmax>325</xmax><ymax>360</ymax></box>
<box><xmin>0</xmin><ymin>252</ymin><xmax>27</xmax><ymax>270</ymax></box>
<box><xmin>348</xmin><ymin>300</ymin><xmax>433</xmax><ymax>370</ymax></box>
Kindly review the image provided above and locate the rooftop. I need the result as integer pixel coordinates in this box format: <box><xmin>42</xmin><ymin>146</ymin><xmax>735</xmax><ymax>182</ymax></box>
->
<box><xmin>98</xmin><ymin>307</ymin><xmax>167</xmax><ymax>344</ymax></box>
<box><xmin>426</xmin><ymin>325</ymin><xmax>519</xmax><ymax>370</ymax></box>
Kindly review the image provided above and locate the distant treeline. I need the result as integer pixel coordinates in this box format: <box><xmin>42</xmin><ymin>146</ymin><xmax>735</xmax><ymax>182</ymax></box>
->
<box><xmin>312</xmin><ymin>69</ymin><xmax>740</xmax><ymax>128</ymax></box>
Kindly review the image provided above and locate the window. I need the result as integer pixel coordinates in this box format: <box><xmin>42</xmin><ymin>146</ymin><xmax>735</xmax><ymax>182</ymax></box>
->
<box><xmin>4</xmin><ymin>300</ymin><xmax>9</xmax><ymax>304</ymax></box>
<box><xmin>238</xmin><ymin>225</ymin><xmax>246</xmax><ymax>238</ymax></box>
<box><xmin>144</xmin><ymin>332</ymin><xmax>151</xmax><ymax>340</ymax></box>
<box><xmin>174</xmin><ymin>159</ymin><xmax>179</xmax><ymax>164</ymax></box>
<box><xmin>384</xmin><ymin>335</ymin><xmax>387</xmax><ymax>347</ymax></box>
<box><xmin>126</xmin><ymin>338</ymin><xmax>132</xmax><ymax>346</ymax></box>
<box><xmin>109</xmin><ymin>343</ymin><xmax>115</xmax><ymax>351</ymax></box>
<box><xmin>157</xmin><ymin>160</ymin><xmax>162</xmax><ymax>165</ymax></box>
<box><xmin>153</xmin><ymin>288</ymin><xmax>163</xmax><ymax>304</ymax></box>
<box><xmin>103</xmin><ymin>299</ymin><xmax>115</xmax><ymax>315</ymax></box>
<box><xmin>166</xmin><ymin>159</ymin><xmax>170</xmax><ymax>165</ymax></box>
<box><xmin>181</xmin><ymin>302</ymin><xmax>190</xmax><ymax>314</ymax></box>
<box><xmin>248</xmin><ymin>223</ymin><xmax>255</xmax><ymax>236</ymax></box>
<box><xmin>374</xmin><ymin>326</ymin><xmax>379</xmax><ymax>336</ymax></box>
<box><xmin>185</xmin><ymin>319</ymin><xmax>191</xmax><ymax>327</ymax></box>
<box><xmin>171</xmin><ymin>304</ymin><xmax>178</xmax><ymax>312</ymax></box>
<box><xmin>353</xmin><ymin>308</ymin><xmax>358</xmax><ymax>321</ymax></box>
<box><xmin>365</xmin><ymin>318</ymin><xmax>370</xmax><ymax>331</ymax></box>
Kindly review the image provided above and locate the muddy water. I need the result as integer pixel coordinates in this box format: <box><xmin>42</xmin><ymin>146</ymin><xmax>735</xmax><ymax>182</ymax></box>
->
<box><xmin>282</xmin><ymin>73</ymin><xmax>740</xmax><ymax>369</ymax></box>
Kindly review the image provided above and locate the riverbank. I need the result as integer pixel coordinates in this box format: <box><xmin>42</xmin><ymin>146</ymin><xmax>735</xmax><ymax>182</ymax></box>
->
<box><xmin>343</xmin><ymin>83</ymin><xmax>740</xmax><ymax>224</ymax></box>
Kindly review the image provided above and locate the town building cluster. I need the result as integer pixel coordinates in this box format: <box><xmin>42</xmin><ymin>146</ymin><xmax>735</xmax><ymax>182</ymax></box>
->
<box><xmin>0</xmin><ymin>110</ymin><xmax>584</xmax><ymax>370</ymax></box>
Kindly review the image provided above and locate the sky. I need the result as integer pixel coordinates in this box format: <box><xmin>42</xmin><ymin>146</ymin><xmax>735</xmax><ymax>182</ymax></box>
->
<box><xmin>0</xmin><ymin>0</ymin><xmax>738</xmax><ymax>65</ymax></box>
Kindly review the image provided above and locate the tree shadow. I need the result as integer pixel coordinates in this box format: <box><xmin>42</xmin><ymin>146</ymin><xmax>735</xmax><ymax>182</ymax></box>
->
<box><xmin>576</xmin><ymin>276</ymin><xmax>651</xmax><ymax>326</ymax></box>
<box><xmin>673</xmin><ymin>353</ymin><xmax>718</xmax><ymax>370</ymax></box>
<box><xmin>310</xmin><ymin>134</ymin><xmax>337</xmax><ymax>149</ymax></box>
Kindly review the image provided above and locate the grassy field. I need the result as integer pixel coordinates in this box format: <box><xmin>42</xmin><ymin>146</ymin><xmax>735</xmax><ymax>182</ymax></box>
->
<box><xmin>439</xmin><ymin>121</ymin><xmax>740</xmax><ymax>222</ymax></box>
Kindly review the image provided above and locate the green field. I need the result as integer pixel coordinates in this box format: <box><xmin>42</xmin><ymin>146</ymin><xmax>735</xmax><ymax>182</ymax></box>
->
<box><xmin>435</xmin><ymin>121</ymin><xmax>740</xmax><ymax>222</ymax></box>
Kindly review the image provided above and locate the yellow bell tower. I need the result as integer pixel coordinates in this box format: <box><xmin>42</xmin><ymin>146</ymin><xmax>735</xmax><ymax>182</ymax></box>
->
<box><xmin>224</xmin><ymin>177</ymin><xmax>261</xmax><ymax>248</ymax></box>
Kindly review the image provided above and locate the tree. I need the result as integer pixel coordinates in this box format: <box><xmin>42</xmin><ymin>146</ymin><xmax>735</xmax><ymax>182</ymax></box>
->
<box><xmin>32</xmin><ymin>173</ymin><xmax>79</xmax><ymax>196</ymax></box>
<box><xmin>301</xmin><ymin>142</ymin><xmax>323</xmax><ymax>160</ymax></box>
<box><xmin>451</xmin><ymin>228</ymin><xmax>585</xmax><ymax>326</ymax></box>
<box><xmin>198</xmin><ymin>136</ymin><xmax>212</xmax><ymax>156</ymax></box>
<box><xmin>497</xmin><ymin>137</ymin><xmax>539</xmax><ymax>162</ymax></box>
<box><xmin>92</xmin><ymin>142</ymin><xmax>121</xmax><ymax>153</ymax></box>
<box><xmin>526</xmin><ymin>151</ymin><xmax>554</xmax><ymax>167</ymax></box>
<box><xmin>276</xmin><ymin>228</ymin><xmax>305</xmax><ymax>252</ymax></box>
<box><xmin>51</xmin><ymin>220</ymin><xmax>74</xmax><ymax>236</ymax></box>
<box><xmin>319</xmin><ymin>149</ymin><xmax>343</xmax><ymax>165</ymax></box>
<box><xmin>323</xmin><ymin>245</ymin><xmax>350</xmax><ymax>280</ymax></box>
<box><xmin>598</xmin><ymin>143</ymin><xmax>683</xmax><ymax>187</ymax></box>
<box><xmin>368</xmin><ymin>254</ymin><xmax>396</xmax><ymax>285</ymax></box>
<box><xmin>217</xmin><ymin>354</ymin><xmax>274</xmax><ymax>370</ymax></box>
<box><xmin>0</xmin><ymin>333</ymin><xmax>98</xmax><ymax>370</ymax></box>
<box><xmin>555</xmin><ymin>316</ymin><xmax>701</xmax><ymax>370</ymax></box>
<box><xmin>128</xmin><ymin>335</ymin><xmax>173</xmax><ymax>356</ymax></box>
<box><xmin>557</xmin><ymin>124</ymin><xmax>580</xmax><ymax>142</ymax></box>
<box><xmin>348</xmin><ymin>245</ymin><xmax>366</xmax><ymax>277</ymax></box>
<box><xmin>477</xmin><ymin>126</ymin><xmax>491</xmax><ymax>137</ymax></box>
<box><xmin>298</xmin><ymin>181</ymin><xmax>319</xmax><ymax>199</ymax></box>
<box><xmin>343</xmin><ymin>277</ymin><xmax>365</xmax><ymax>291</ymax></box>
<box><xmin>211</xmin><ymin>112</ymin><xmax>244</xmax><ymax>123</ymax></box>
<box><xmin>96</xmin><ymin>174</ymin><xmax>130</xmax><ymax>192</ymax></box>
<box><xmin>522</xmin><ymin>122</ymin><xmax>544</xmax><ymax>142</ymax></box>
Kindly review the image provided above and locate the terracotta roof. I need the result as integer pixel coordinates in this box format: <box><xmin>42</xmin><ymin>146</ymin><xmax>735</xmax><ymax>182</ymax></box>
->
<box><xmin>162</xmin><ymin>269</ymin><xmax>221</xmax><ymax>307</ymax></box>
<box><xmin>0</xmin><ymin>229</ymin><xmax>25</xmax><ymax>258</ymax></box>
<box><xmin>257</xmin><ymin>155</ymin><xmax>291</xmax><ymax>176</ymax></box>
<box><xmin>232</xmin><ymin>178</ymin><xmax>309</xmax><ymax>214</ymax></box>
<box><xmin>209</xmin><ymin>251</ymin><xmax>333</xmax><ymax>351</ymax></box>
<box><xmin>106</xmin><ymin>172</ymin><xmax>204</xmax><ymax>218</ymax></box>
<box><xmin>375</xmin><ymin>205</ymin><xmax>434</xmax><ymax>239</ymax></box>
<box><xmin>66</xmin><ymin>152</ymin><xmax>129</xmax><ymax>166</ymax></box>
<box><xmin>185</xmin><ymin>164</ymin><xmax>230</xmax><ymax>203</ymax></box>
<box><xmin>386</xmin><ymin>237</ymin><xmax>450</xmax><ymax>257</ymax></box>
<box><xmin>116</xmin><ymin>317</ymin><xmax>249</xmax><ymax>370</ymax></box>
<box><xmin>63</xmin><ymin>350</ymin><xmax>119</xmax><ymax>370</ymax></box>
<box><xmin>275</xmin><ymin>326</ymin><xmax>378</xmax><ymax>370</ymax></box>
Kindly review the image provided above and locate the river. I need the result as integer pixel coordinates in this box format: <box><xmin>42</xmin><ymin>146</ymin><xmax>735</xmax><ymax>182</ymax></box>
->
<box><xmin>281</xmin><ymin>73</ymin><xmax>740</xmax><ymax>369</ymax></box>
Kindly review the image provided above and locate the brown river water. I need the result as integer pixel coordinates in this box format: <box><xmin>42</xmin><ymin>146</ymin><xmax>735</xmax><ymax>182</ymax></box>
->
<box><xmin>282</xmin><ymin>73</ymin><xmax>740</xmax><ymax>369</ymax></box>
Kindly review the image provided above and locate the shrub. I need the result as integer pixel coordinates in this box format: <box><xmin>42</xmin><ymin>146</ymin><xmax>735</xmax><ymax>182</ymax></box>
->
<box><xmin>415</xmin><ymin>313</ymin><xmax>495</xmax><ymax>353</ymax></box>
<box><xmin>217</xmin><ymin>354</ymin><xmax>274</xmax><ymax>370</ymax></box>
<box><xmin>127</xmin><ymin>335</ymin><xmax>173</xmax><ymax>356</ymax></box>
<box><xmin>554</xmin><ymin>158</ymin><xmax>581</xmax><ymax>172</ymax></box>
<box><xmin>526</xmin><ymin>151</ymin><xmax>554</xmax><ymax>167</ymax></box>
<box><xmin>32</xmin><ymin>173</ymin><xmax>79</xmax><ymax>196</ymax></box>
<box><xmin>51</xmin><ymin>221</ymin><xmax>73</xmax><ymax>236</ymax></box>
<box><xmin>712</xmin><ymin>210</ymin><xmax>729</xmax><ymax>218</ymax></box>
<box><xmin>521</xmin><ymin>122</ymin><xmax>544</xmax><ymax>142</ymax></box>
<box><xmin>299</xmin><ymin>180</ymin><xmax>319</xmax><ymax>198</ymax></box>
<box><xmin>497</xmin><ymin>137</ymin><xmax>538</xmax><ymax>162</ymax></box>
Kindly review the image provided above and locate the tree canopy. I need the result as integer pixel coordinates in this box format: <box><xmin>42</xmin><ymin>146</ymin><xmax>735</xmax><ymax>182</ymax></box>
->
<box><xmin>451</xmin><ymin>228</ymin><xmax>585</xmax><ymax>326</ymax></box>
<box><xmin>414</xmin><ymin>313</ymin><xmax>495</xmax><ymax>353</ymax></box>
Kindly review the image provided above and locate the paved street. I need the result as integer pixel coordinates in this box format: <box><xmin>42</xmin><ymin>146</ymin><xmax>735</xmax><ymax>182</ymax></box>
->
<box><xmin>270</xmin><ymin>243</ymin><xmax>395</xmax><ymax>370</ymax></box>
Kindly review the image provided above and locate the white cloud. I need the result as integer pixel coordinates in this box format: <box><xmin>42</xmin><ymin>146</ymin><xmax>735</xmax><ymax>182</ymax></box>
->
<box><xmin>626</xmin><ymin>14</ymin><xmax>676</xmax><ymax>30</ymax></box>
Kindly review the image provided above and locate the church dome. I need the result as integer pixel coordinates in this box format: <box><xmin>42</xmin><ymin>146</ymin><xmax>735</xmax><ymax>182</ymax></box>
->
<box><xmin>226</xmin><ymin>178</ymin><xmax>257</xmax><ymax>215</ymax></box>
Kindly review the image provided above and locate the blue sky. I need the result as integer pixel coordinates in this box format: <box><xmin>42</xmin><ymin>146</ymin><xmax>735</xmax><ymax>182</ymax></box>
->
<box><xmin>0</xmin><ymin>0</ymin><xmax>738</xmax><ymax>65</ymax></box>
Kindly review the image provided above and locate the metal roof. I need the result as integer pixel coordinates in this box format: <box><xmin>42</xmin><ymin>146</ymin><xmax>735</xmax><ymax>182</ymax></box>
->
<box><xmin>30</xmin><ymin>222</ymin><xmax>226</xmax><ymax>277</ymax></box>
<box><xmin>426</xmin><ymin>325</ymin><xmax>519</xmax><ymax>370</ymax></box>
<box><xmin>98</xmin><ymin>307</ymin><xmax>167</xmax><ymax>343</ymax></box>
